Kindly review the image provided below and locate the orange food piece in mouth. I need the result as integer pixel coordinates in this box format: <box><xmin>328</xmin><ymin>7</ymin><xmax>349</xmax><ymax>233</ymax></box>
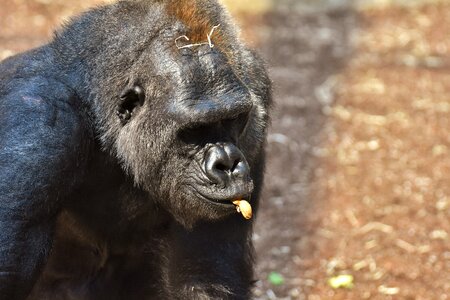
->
<box><xmin>232</xmin><ymin>199</ymin><xmax>252</xmax><ymax>220</ymax></box>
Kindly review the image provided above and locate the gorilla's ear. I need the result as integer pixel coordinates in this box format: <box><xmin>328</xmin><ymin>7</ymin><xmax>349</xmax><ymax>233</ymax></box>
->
<box><xmin>117</xmin><ymin>85</ymin><xmax>145</xmax><ymax>125</ymax></box>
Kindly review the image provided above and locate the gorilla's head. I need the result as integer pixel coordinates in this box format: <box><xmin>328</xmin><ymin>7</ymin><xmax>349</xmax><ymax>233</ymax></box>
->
<box><xmin>61</xmin><ymin>0</ymin><xmax>270</xmax><ymax>227</ymax></box>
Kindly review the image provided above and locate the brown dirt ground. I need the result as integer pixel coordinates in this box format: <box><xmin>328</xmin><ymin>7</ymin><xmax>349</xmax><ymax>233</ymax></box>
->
<box><xmin>301</xmin><ymin>4</ymin><xmax>450</xmax><ymax>299</ymax></box>
<box><xmin>1</xmin><ymin>1</ymin><xmax>449</xmax><ymax>299</ymax></box>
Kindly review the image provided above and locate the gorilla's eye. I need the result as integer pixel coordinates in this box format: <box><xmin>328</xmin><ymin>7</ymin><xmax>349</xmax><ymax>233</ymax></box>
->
<box><xmin>178</xmin><ymin>112</ymin><xmax>250</xmax><ymax>147</ymax></box>
<box><xmin>224</xmin><ymin>112</ymin><xmax>250</xmax><ymax>137</ymax></box>
<box><xmin>178</xmin><ymin>123</ymin><xmax>213</xmax><ymax>147</ymax></box>
<box><xmin>117</xmin><ymin>85</ymin><xmax>145</xmax><ymax>125</ymax></box>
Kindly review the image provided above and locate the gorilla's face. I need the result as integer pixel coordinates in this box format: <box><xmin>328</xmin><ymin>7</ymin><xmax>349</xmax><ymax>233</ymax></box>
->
<box><xmin>95</xmin><ymin>23</ymin><xmax>268</xmax><ymax>227</ymax></box>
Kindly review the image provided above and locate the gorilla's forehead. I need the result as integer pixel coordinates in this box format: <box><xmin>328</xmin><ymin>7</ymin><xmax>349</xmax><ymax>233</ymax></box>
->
<box><xmin>148</xmin><ymin>38</ymin><xmax>245</xmax><ymax>93</ymax></box>
<box><xmin>147</xmin><ymin>44</ymin><xmax>252</xmax><ymax>124</ymax></box>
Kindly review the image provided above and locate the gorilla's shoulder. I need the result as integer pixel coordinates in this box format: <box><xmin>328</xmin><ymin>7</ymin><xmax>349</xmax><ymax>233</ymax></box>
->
<box><xmin>0</xmin><ymin>56</ymin><xmax>87</xmax><ymax>156</ymax></box>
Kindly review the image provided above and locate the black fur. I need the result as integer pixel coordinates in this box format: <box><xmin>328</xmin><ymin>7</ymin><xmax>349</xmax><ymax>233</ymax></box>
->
<box><xmin>0</xmin><ymin>0</ymin><xmax>271</xmax><ymax>299</ymax></box>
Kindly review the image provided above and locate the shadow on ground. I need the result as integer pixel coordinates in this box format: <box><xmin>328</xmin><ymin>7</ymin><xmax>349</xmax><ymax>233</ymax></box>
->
<box><xmin>240</xmin><ymin>2</ymin><xmax>357</xmax><ymax>298</ymax></box>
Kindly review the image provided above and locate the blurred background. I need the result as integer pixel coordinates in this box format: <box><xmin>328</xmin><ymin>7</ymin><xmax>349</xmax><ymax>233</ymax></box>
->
<box><xmin>1</xmin><ymin>0</ymin><xmax>449</xmax><ymax>299</ymax></box>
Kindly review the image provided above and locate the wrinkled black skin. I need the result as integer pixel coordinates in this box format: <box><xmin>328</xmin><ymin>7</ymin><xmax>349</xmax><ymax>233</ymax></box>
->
<box><xmin>0</xmin><ymin>0</ymin><xmax>271</xmax><ymax>299</ymax></box>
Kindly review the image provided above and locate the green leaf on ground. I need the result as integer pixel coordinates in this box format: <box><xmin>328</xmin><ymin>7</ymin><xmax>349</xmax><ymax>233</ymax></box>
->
<box><xmin>268</xmin><ymin>272</ymin><xmax>284</xmax><ymax>286</ymax></box>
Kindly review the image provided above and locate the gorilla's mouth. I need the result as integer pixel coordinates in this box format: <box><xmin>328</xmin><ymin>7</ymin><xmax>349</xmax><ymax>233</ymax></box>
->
<box><xmin>200</xmin><ymin>190</ymin><xmax>253</xmax><ymax>220</ymax></box>
<box><xmin>186</xmin><ymin>170</ymin><xmax>253</xmax><ymax>202</ymax></box>
<box><xmin>207</xmin><ymin>194</ymin><xmax>251</xmax><ymax>207</ymax></box>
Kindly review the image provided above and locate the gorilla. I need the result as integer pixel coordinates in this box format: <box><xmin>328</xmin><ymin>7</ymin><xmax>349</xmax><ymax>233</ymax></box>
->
<box><xmin>0</xmin><ymin>0</ymin><xmax>271</xmax><ymax>299</ymax></box>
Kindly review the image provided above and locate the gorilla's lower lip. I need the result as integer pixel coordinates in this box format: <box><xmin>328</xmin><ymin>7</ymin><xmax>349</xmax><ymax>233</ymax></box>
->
<box><xmin>195</xmin><ymin>184</ymin><xmax>253</xmax><ymax>208</ymax></box>
<box><xmin>204</xmin><ymin>194</ymin><xmax>251</xmax><ymax>208</ymax></box>
<box><xmin>206</xmin><ymin>200</ymin><xmax>237</xmax><ymax>210</ymax></box>
<box><xmin>212</xmin><ymin>198</ymin><xmax>238</xmax><ymax>206</ymax></box>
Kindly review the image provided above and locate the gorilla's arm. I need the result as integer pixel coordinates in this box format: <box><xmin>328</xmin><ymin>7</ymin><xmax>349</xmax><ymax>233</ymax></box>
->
<box><xmin>164</xmin><ymin>219</ymin><xmax>254</xmax><ymax>300</ymax></box>
<box><xmin>0</xmin><ymin>76</ymin><xmax>86</xmax><ymax>299</ymax></box>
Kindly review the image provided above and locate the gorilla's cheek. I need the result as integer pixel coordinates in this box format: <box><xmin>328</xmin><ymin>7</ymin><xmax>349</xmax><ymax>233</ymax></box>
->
<box><xmin>115</xmin><ymin>121</ymin><xmax>172</xmax><ymax>190</ymax></box>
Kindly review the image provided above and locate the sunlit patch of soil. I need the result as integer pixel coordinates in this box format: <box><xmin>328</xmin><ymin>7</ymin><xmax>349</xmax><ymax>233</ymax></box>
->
<box><xmin>304</xmin><ymin>3</ymin><xmax>450</xmax><ymax>299</ymax></box>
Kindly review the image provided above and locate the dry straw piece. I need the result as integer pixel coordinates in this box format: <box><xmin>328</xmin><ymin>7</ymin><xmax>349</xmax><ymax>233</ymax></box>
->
<box><xmin>175</xmin><ymin>24</ymin><xmax>221</xmax><ymax>49</ymax></box>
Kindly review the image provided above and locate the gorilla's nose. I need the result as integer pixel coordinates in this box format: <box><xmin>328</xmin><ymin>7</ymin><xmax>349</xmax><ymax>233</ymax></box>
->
<box><xmin>205</xmin><ymin>143</ymin><xmax>250</xmax><ymax>185</ymax></box>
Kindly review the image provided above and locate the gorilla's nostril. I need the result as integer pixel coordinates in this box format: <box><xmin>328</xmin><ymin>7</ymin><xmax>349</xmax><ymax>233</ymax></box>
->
<box><xmin>231</xmin><ymin>160</ymin><xmax>249</xmax><ymax>178</ymax></box>
<box><xmin>213</xmin><ymin>158</ymin><xmax>240</xmax><ymax>174</ymax></box>
<box><xmin>231</xmin><ymin>159</ymin><xmax>240</xmax><ymax>172</ymax></box>
<box><xmin>215</xmin><ymin>163</ymin><xmax>229</xmax><ymax>173</ymax></box>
